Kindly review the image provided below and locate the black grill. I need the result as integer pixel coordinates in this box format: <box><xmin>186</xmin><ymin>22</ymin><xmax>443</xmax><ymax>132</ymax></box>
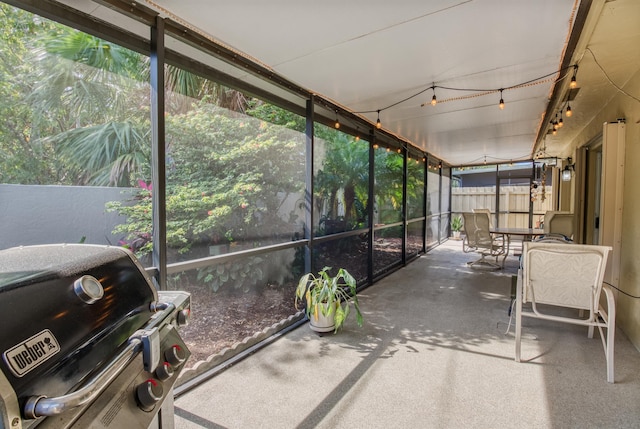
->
<box><xmin>0</xmin><ymin>244</ymin><xmax>191</xmax><ymax>429</ymax></box>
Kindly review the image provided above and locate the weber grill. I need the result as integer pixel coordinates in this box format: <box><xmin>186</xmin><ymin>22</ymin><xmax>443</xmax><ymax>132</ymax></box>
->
<box><xmin>0</xmin><ymin>244</ymin><xmax>191</xmax><ymax>429</ymax></box>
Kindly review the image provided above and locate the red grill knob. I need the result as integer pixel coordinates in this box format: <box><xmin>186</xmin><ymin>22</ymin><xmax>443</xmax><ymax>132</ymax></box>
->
<box><xmin>155</xmin><ymin>361</ymin><xmax>174</xmax><ymax>381</ymax></box>
<box><xmin>164</xmin><ymin>345</ymin><xmax>186</xmax><ymax>367</ymax></box>
<box><xmin>177</xmin><ymin>308</ymin><xmax>191</xmax><ymax>326</ymax></box>
<box><xmin>136</xmin><ymin>378</ymin><xmax>163</xmax><ymax>412</ymax></box>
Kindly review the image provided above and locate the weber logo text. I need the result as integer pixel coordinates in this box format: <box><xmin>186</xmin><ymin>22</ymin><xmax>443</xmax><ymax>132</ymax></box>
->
<box><xmin>3</xmin><ymin>330</ymin><xmax>60</xmax><ymax>377</ymax></box>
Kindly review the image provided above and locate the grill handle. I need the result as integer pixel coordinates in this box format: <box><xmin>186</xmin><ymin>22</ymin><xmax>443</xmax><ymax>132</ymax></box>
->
<box><xmin>23</xmin><ymin>302</ymin><xmax>177</xmax><ymax>419</ymax></box>
<box><xmin>24</xmin><ymin>337</ymin><xmax>142</xmax><ymax>419</ymax></box>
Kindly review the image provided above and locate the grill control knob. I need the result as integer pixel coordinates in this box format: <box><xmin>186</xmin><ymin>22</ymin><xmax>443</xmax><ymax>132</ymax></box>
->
<box><xmin>136</xmin><ymin>378</ymin><xmax>163</xmax><ymax>411</ymax></box>
<box><xmin>177</xmin><ymin>308</ymin><xmax>191</xmax><ymax>327</ymax></box>
<box><xmin>155</xmin><ymin>361</ymin><xmax>174</xmax><ymax>381</ymax></box>
<box><xmin>164</xmin><ymin>345</ymin><xmax>186</xmax><ymax>367</ymax></box>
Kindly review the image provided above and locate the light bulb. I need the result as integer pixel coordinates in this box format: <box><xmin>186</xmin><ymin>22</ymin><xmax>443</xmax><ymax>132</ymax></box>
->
<box><xmin>376</xmin><ymin>118</ymin><xmax>381</xmax><ymax>129</ymax></box>
<box><xmin>431</xmin><ymin>94</ymin><xmax>437</xmax><ymax>106</ymax></box>
<box><xmin>558</xmin><ymin>117</ymin><xmax>563</xmax><ymax>128</ymax></box>
<box><xmin>570</xmin><ymin>75</ymin><xmax>577</xmax><ymax>89</ymax></box>
<box><xmin>373</xmin><ymin>143</ymin><xmax>378</xmax><ymax>149</ymax></box>
<box><xmin>334</xmin><ymin>120</ymin><xmax>340</xmax><ymax>129</ymax></box>
<box><xmin>499</xmin><ymin>98</ymin><xmax>505</xmax><ymax>110</ymax></box>
<box><xmin>566</xmin><ymin>104</ymin><xmax>572</xmax><ymax>117</ymax></box>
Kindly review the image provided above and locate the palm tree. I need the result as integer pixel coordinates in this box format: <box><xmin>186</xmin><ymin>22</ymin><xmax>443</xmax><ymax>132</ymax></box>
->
<box><xmin>28</xmin><ymin>20</ymin><xmax>248</xmax><ymax>187</ymax></box>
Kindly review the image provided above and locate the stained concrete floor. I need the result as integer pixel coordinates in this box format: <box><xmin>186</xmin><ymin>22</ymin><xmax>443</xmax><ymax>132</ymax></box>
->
<box><xmin>174</xmin><ymin>240</ymin><xmax>640</xmax><ymax>428</ymax></box>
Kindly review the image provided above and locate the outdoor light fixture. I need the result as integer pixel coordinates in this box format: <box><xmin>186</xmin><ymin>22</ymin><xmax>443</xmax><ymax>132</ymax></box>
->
<box><xmin>562</xmin><ymin>157</ymin><xmax>574</xmax><ymax>182</ymax></box>
<box><xmin>431</xmin><ymin>86</ymin><xmax>437</xmax><ymax>106</ymax></box>
<box><xmin>376</xmin><ymin>110</ymin><xmax>381</xmax><ymax>129</ymax></box>
<box><xmin>499</xmin><ymin>89</ymin><xmax>505</xmax><ymax>110</ymax></box>
<box><xmin>570</xmin><ymin>66</ymin><xmax>578</xmax><ymax>89</ymax></box>
<box><xmin>334</xmin><ymin>110</ymin><xmax>340</xmax><ymax>129</ymax></box>
<box><xmin>566</xmin><ymin>103</ymin><xmax>573</xmax><ymax>117</ymax></box>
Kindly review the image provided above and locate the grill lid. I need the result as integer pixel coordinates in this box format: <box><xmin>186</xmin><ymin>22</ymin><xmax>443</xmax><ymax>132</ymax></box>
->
<box><xmin>0</xmin><ymin>244</ymin><xmax>157</xmax><ymax>399</ymax></box>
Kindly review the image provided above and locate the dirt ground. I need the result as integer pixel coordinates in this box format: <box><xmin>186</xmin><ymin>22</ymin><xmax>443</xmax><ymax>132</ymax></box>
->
<box><xmin>179</xmin><ymin>281</ymin><xmax>298</xmax><ymax>365</ymax></box>
<box><xmin>178</xmin><ymin>239</ymin><xmax>407</xmax><ymax>367</ymax></box>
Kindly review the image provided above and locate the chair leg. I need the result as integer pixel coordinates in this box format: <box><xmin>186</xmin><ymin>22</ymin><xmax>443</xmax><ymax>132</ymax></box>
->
<box><xmin>515</xmin><ymin>269</ymin><xmax>523</xmax><ymax>362</ymax></box>
<box><xmin>603</xmin><ymin>286</ymin><xmax>616</xmax><ymax>383</ymax></box>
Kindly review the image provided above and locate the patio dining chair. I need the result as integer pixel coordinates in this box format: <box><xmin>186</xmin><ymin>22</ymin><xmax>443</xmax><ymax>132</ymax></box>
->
<box><xmin>514</xmin><ymin>241</ymin><xmax>615</xmax><ymax>382</ymax></box>
<box><xmin>535</xmin><ymin>211</ymin><xmax>575</xmax><ymax>242</ymax></box>
<box><xmin>462</xmin><ymin>212</ymin><xmax>506</xmax><ymax>269</ymax></box>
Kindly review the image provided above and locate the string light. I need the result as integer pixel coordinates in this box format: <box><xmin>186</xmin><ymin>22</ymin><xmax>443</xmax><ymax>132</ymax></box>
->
<box><xmin>558</xmin><ymin>111</ymin><xmax>564</xmax><ymax>128</ymax></box>
<box><xmin>570</xmin><ymin>65</ymin><xmax>578</xmax><ymax>89</ymax></box>
<box><xmin>334</xmin><ymin>110</ymin><xmax>340</xmax><ymax>129</ymax></box>
<box><xmin>373</xmin><ymin>142</ymin><xmax>379</xmax><ymax>149</ymax></box>
<box><xmin>566</xmin><ymin>103</ymin><xmax>572</xmax><ymax>117</ymax></box>
<box><xmin>355</xmin><ymin>63</ymin><xmax>579</xmax><ymax>132</ymax></box>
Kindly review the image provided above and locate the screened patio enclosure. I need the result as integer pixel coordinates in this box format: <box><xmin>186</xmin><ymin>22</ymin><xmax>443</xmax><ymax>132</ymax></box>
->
<box><xmin>3</xmin><ymin>0</ymin><xmax>640</xmax><ymax>389</ymax></box>
<box><xmin>0</xmin><ymin>2</ymin><xmax>453</xmax><ymax>384</ymax></box>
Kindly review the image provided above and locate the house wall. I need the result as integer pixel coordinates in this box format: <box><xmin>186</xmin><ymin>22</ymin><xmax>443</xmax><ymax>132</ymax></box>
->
<box><xmin>0</xmin><ymin>184</ymin><xmax>134</xmax><ymax>250</ymax></box>
<box><xmin>567</xmin><ymin>68</ymin><xmax>640</xmax><ymax>350</ymax></box>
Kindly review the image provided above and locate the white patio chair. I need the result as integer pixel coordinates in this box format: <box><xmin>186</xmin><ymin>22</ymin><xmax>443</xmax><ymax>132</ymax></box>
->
<box><xmin>540</xmin><ymin>211</ymin><xmax>575</xmax><ymax>241</ymax></box>
<box><xmin>462</xmin><ymin>212</ymin><xmax>506</xmax><ymax>269</ymax></box>
<box><xmin>515</xmin><ymin>241</ymin><xmax>615</xmax><ymax>382</ymax></box>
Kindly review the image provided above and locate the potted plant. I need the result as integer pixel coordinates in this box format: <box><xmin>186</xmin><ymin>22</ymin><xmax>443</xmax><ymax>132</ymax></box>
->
<box><xmin>451</xmin><ymin>215</ymin><xmax>463</xmax><ymax>239</ymax></box>
<box><xmin>295</xmin><ymin>267</ymin><xmax>363</xmax><ymax>334</ymax></box>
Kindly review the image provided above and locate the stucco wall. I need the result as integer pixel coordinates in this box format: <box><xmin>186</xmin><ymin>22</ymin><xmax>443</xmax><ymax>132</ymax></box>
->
<box><xmin>0</xmin><ymin>184</ymin><xmax>134</xmax><ymax>250</ymax></box>
<box><xmin>568</xmin><ymin>69</ymin><xmax>640</xmax><ymax>350</ymax></box>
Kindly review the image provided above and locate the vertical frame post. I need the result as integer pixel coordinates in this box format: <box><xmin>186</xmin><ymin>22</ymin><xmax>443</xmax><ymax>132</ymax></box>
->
<box><xmin>150</xmin><ymin>17</ymin><xmax>167</xmax><ymax>289</ymax></box>
<box><xmin>368</xmin><ymin>131</ymin><xmax>376</xmax><ymax>283</ymax></box>
<box><xmin>304</xmin><ymin>97</ymin><xmax>315</xmax><ymax>274</ymax></box>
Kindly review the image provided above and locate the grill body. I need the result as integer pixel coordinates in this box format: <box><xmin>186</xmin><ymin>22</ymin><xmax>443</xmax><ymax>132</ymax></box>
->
<box><xmin>0</xmin><ymin>244</ymin><xmax>191</xmax><ymax>429</ymax></box>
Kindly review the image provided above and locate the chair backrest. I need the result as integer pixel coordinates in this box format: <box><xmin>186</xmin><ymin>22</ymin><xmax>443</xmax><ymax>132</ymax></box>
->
<box><xmin>462</xmin><ymin>212</ymin><xmax>477</xmax><ymax>243</ymax></box>
<box><xmin>462</xmin><ymin>212</ymin><xmax>492</xmax><ymax>247</ymax></box>
<box><xmin>522</xmin><ymin>242</ymin><xmax>611</xmax><ymax>310</ymax></box>
<box><xmin>543</xmin><ymin>211</ymin><xmax>574</xmax><ymax>238</ymax></box>
<box><xmin>472</xmin><ymin>208</ymin><xmax>494</xmax><ymax>228</ymax></box>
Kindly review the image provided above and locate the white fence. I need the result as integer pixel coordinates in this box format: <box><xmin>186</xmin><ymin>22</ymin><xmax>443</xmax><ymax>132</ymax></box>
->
<box><xmin>452</xmin><ymin>185</ymin><xmax>553</xmax><ymax>228</ymax></box>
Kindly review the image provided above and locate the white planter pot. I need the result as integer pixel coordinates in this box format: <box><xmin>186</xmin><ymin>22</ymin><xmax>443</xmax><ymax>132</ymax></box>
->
<box><xmin>453</xmin><ymin>231</ymin><xmax>461</xmax><ymax>239</ymax></box>
<box><xmin>309</xmin><ymin>302</ymin><xmax>337</xmax><ymax>333</ymax></box>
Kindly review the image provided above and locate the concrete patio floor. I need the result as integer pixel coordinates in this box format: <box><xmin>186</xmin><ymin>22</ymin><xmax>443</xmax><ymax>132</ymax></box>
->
<box><xmin>174</xmin><ymin>240</ymin><xmax>640</xmax><ymax>428</ymax></box>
